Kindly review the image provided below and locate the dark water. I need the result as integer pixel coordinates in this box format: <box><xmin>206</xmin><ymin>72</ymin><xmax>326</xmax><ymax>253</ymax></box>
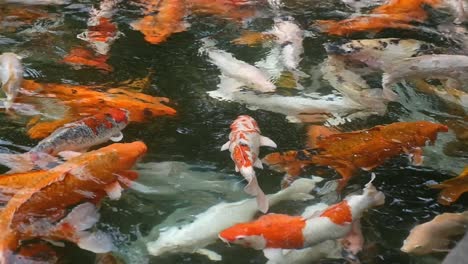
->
<box><xmin>0</xmin><ymin>0</ymin><xmax>467</xmax><ymax>263</ymax></box>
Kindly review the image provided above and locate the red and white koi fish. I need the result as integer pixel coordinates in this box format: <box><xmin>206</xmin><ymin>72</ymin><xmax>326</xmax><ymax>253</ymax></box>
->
<box><xmin>77</xmin><ymin>0</ymin><xmax>122</xmax><ymax>55</ymax></box>
<box><xmin>221</xmin><ymin>115</ymin><xmax>277</xmax><ymax>213</ymax></box>
<box><xmin>0</xmin><ymin>108</ymin><xmax>129</xmax><ymax>173</ymax></box>
<box><xmin>0</xmin><ymin>53</ymin><xmax>23</xmax><ymax>110</ymax></box>
<box><xmin>219</xmin><ymin>176</ymin><xmax>384</xmax><ymax>250</ymax></box>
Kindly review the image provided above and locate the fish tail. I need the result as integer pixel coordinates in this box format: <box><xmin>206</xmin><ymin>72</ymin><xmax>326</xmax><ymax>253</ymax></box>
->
<box><xmin>381</xmin><ymin>73</ymin><xmax>400</xmax><ymax>101</ymax></box>
<box><xmin>241</xmin><ymin>167</ymin><xmax>258</xmax><ymax>196</ymax></box>
<box><xmin>55</xmin><ymin>203</ymin><xmax>113</xmax><ymax>253</ymax></box>
<box><xmin>363</xmin><ymin>174</ymin><xmax>385</xmax><ymax>207</ymax></box>
<box><xmin>255</xmin><ymin>186</ymin><xmax>269</xmax><ymax>213</ymax></box>
<box><xmin>271</xmin><ymin>177</ymin><xmax>322</xmax><ymax>204</ymax></box>
<box><xmin>431</xmin><ymin>183</ymin><xmax>465</xmax><ymax>205</ymax></box>
<box><xmin>0</xmin><ymin>153</ymin><xmax>35</xmax><ymax>173</ymax></box>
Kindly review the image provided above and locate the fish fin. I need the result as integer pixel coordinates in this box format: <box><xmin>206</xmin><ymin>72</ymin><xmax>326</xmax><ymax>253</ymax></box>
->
<box><xmin>110</xmin><ymin>132</ymin><xmax>123</xmax><ymax>142</ymax></box>
<box><xmin>256</xmin><ymin>188</ymin><xmax>269</xmax><ymax>213</ymax></box>
<box><xmin>243</xmin><ymin>175</ymin><xmax>269</xmax><ymax>212</ymax></box>
<box><xmin>363</xmin><ymin>173</ymin><xmax>385</xmax><ymax>207</ymax></box>
<box><xmin>260</xmin><ymin>136</ymin><xmax>277</xmax><ymax>148</ymax></box>
<box><xmin>407</xmin><ymin>147</ymin><xmax>423</xmax><ymax>166</ymax></box>
<box><xmin>58</xmin><ymin>150</ymin><xmax>83</xmax><ymax>160</ymax></box>
<box><xmin>263</xmin><ymin>248</ymin><xmax>284</xmax><ymax>261</ymax></box>
<box><xmin>221</xmin><ymin>141</ymin><xmax>230</xmax><ymax>151</ymax></box>
<box><xmin>195</xmin><ymin>248</ymin><xmax>222</xmax><ymax>261</ymax></box>
<box><xmin>104</xmin><ymin>181</ymin><xmax>123</xmax><ymax>200</ymax></box>
<box><xmin>254</xmin><ymin>158</ymin><xmax>263</xmax><ymax>169</ymax></box>
<box><xmin>381</xmin><ymin>73</ymin><xmax>399</xmax><ymax>101</ymax></box>
<box><xmin>0</xmin><ymin>153</ymin><xmax>35</xmax><ymax>173</ymax></box>
<box><xmin>431</xmin><ymin>183</ymin><xmax>466</xmax><ymax>205</ymax></box>
<box><xmin>341</xmin><ymin>220</ymin><xmax>364</xmax><ymax>256</ymax></box>
<box><xmin>56</xmin><ymin>203</ymin><xmax>113</xmax><ymax>253</ymax></box>
<box><xmin>235</xmin><ymin>166</ymin><xmax>239</xmax><ymax>172</ymax></box>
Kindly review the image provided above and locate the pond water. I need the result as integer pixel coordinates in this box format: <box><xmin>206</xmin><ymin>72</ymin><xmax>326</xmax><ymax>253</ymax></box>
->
<box><xmin>0</xmin><ymin>0</ymin><xmax>467</xmax><ymax>263</ymax></box>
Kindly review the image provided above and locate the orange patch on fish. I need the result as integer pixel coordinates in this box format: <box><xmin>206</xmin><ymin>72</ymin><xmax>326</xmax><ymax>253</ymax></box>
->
<box><xmin>87</xmin><ymin>17</ymin><xmax>118</xmax><ymax>43</ymax></box>
<box><xmin>62</xmin><ymin>47</ymin><xmax>113</xmax><ymax>72</ymax></box>
<box><xmin>320</xmin><ymin>200</ymin><xmax>353</xmax><ymax>225</ymax></box>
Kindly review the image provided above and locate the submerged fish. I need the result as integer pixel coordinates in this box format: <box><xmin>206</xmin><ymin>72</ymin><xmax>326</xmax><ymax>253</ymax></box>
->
<box><xmin>200</xmin><ymin>39</ymin><xmax>276</xmax><ymax>93</ymax></box>
<box><xmin>431</xmin><ymin>166</ymin><xmax>468</xmax><ymax>205</ymax></box>
<box><xmin>0</xmin><ymin>141</ymin><xmax>147</xmax><ymax>263</ymax></box>
<box><xmin>0</xmin><ymin>108</ymin><xmax>129</xmax><ymax>173</ymax></box>
<box><xmin>382</xmin><ymin>54</ymin><xmax>468</xmax><ymax>100</ymax></box>
<box><xmin>219</xmin><ymin>176</ymin><xmax>384</xmax><ymax>250</ymax></box>
<box><xmin>0</xmin><ymin>53</ymin><xmax>23</xmax><ymax>110</ymax></box>
<box><xmin>144</xmin><ymin>177</ymin><xmax>321</xmax><ymax>261</ymax></box>
<box><xmin>62</xmin><ymin>47</ymin><xmax>113</xmax><ymax>72</ymax></box>
<box><xmin>221</xmin><ymin>115</ymin><xmax>277</xmax><ymax>212</ymax></box>
<box><xmin>3</xmin><ymin>0</ymin><xmax>70</xmax><ymax>4</ymax></box>
<box><xmin>401</xmin><ymin>211</ymin><xmax>468</xmax><ymax>255</ymax></box>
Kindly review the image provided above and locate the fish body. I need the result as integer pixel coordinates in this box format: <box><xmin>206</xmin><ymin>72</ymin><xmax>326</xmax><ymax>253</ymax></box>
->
<box><xmin>0</xmin><ymin>53</ymin><xmax>23</xmax><ymax>110</ymax></box>
<box><xmin>221</xmin><ymin>115</ymin><xmax>277</xmax><ymax>212</ymax></box>
<box><xmin>269</xmin><ymin>18</ymin><xmax>304</xmax><ymax>71</ymax></box>
<box><xmin>263</xmin><ymin>121</ymin><xmax>449</xmax><ymax>189</ymax></box>
<box><xmin>145</xmin><ymin>177</ymin><xmax>321</xmax><ymax>260</ymax></box>
<box><xmin>382</xmin><ymin>54</ymin><xmax>468</xmax><ymax>100</ymax></box>
<box><xmin>0</xmin><ymin>141</ymin><xmax>147</xmax><ymax>263</ymax></box>
<box><xmin>219</xmin><ymin>178</ymin><xmax>385</xmax><ymax>249</ymax></box>
<box><xmin>401</xmin><ymin>211</ymin><xmax>468</xmax><ymax>254</ymax></box>
<box><xmin>201</xmin><ymin>39</ymin><xmax>276</xmax><ymax>92</ymax></box>
<box><xmin>62</xmin><ymin>47</ymin><xmax>113</xmax><ymax>72</ymax></box>
<box><xmin>324</xmin><ymin>38</ymin><xmax>434</xmax><ymax>70</ymax></box>
<box><xmin>2</xmin><ymin>0</ymin><xmax>70</xmax><ymax>4</ymax></box>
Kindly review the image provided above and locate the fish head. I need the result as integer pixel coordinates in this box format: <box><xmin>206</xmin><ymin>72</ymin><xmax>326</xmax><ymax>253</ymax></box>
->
<box><xmin>400</xmin><ymin>225</ymin><xmax>434</xmax><ymax>255</ymax></box>
<box><xmin>219</xmin><ymin>223</ymin><xmax>267</xmax><ymax>250</ymax></box>
<box><xmin>106</xmin><ymin>108</ymin><xmax>130</xmax><ymax>128</ymax></box>
<box><xmin>412</xmin><ymin>122</ymin><xmax>449</xmax><ymax>145</ymax></box>
<box><xmin>231</xmin><ymin>115</ymin><xmax>260</xmax><ymax>132</ymax></box>
<box><xmin>104</xmin><ymin>141</ymin><xmax>147</xmax><ymax>170</ymax></box>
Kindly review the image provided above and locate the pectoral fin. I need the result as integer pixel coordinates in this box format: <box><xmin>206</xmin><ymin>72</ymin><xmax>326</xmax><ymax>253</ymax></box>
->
<box><xmin>110</xmin><ymin>132</ymin><xmax>123</xmax><ymax>142</ymax></box>
<box><xmin>195</xmin><ymin>248</ymin><xmax>222</xmax><ymax>261</ymax></box>
<box><xmin>58</xmin><ymin>150</ymin><xmax>83</xmax><ymax>160</ymax></box>
<box><xmin>221</xmin><ymin>141</ymin><xmax>230</xmax><ymax>151</ymax></box>
<box><xmin>104</xmin><ymin>181</ymin><xmax>123</xmax><ymax>200</ymax></box>
<box><xmin>260</xmin><ymin>136</ymin><xmax>277</xmax><ymax>148</ymax></box>
<box><xmin>263</xmin><ymin>248</ymin><xmax>284</xmax><ymax>261</ymax></box>
<box><xmin>254</xmin><ymin>158</ymin><xmax>263</xmax><ymax>169</ymax></box>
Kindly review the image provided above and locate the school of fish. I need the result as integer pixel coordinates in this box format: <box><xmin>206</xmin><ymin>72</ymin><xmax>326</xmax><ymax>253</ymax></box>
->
<box><xmin>0</xmin><ymin>0</ymin><xmax>467</xmax><ymax>263</ymax></box>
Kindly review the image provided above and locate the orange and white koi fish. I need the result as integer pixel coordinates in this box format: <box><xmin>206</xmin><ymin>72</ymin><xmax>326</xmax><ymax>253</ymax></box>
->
<box><xmin>221</xmin><ymin>115</ymin><xmax>277</xmax><ymax>213</ymax></box>
<box><xmin>77</xmin><ymin>0</ymin><xmax>122</xmax><ymax>55</ymax></box>
<box><xmin>0</xmin><ymin>108</ymin><xmax>129</xmax><ymax>173</ymax></box>
<box><xmin>219</xmin><ymin>176</ymin><xmax>384</xmax><ymax>250</ymax></box>
<box><xmin>401</xmin><ymin>211</ymin><xmax>468</xmax><ymax>255</ymax></box>
<box><xmin>0</xmin><ymin>52</ymin><xmax>23</xmax><ymax>110</ymax></box>
<box><xmin>0</xmin><ymin>141</ymin><xmax>147</xmax><ymax>263</ymax></box>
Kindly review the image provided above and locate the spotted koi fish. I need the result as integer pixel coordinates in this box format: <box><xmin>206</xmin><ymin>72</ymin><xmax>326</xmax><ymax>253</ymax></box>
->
<box><xmin>219</xmin><ymin>176</ymin><xmax>385</xmax><ymax>251</ymax></box>
<box><xmin>221</xmin><ymin>115</ymin><xmax>277</xmax><ymax>213</ymax></box>
<box><xmin>0</xmin><ymin>108</ymin><xmax>129</xmax><ymax>173</ymax></box>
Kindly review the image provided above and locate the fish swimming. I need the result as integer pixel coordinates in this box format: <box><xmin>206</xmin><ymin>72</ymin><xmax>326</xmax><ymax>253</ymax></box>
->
<box><xmin>0</xmin><ymin>108</ymin><xmax>129</xmax><ymax>173</ymax></box>
<box><xmin>62</xmin><ymin>47</ymin><xmax>113</xmax><ymax>72</ymax></box>
<box><xmin>221</xmin><ymin>115</ymin><xmax>277</xmax><ymax>212</ymax></box>
<box><xmin>263</xmin><ymin>121</ymin><xmax>449</xmax><ymax>190</ymax></box>
<box><xmin>0</xmin><ymin>141</ymin><xmax>147</xmax><ymax>263</ymax></box>
<box><xmin>431</xmin><ymin>166</ymin><xmax>468</xmax><ymax>205</ymax></box>
<box><xmin>0</xmin><ymin>52</ymin><xmax>23</xmax><ymax>110</ymax></box>
<box><xmin>382</xmin><ymin>54</ymin><xmax>468</xmax><ymax>100</ymax></box>
<box><xmin>401</xmin><ymin>211</ymin><xmax>468</xmax><ymax>255</ymax></box>
<box><xmin>219</xmin><ymin>176</ymin><xmax>384</xmax><ymax>250</ymax></box>
<box><xmin>3</xmin><ymin>0</ymin><xmax>70</xmax><ymax>4</ymax></box>
<box><xmin>200</xmin><ymin>38</ymin><xmax>276</xmax><ymax>93</ymax></box>
<box><xmin>144</xmin><ymin>177</ymin><xmax>321</xmax><ymax>261</ymax></box>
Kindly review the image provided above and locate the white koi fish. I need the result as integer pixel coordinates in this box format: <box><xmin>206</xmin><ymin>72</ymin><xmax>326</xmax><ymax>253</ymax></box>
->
<box><xmin>219</xmin><ymin>176</ymin><xmax>384</xmax><ymax>251</ymax></box>
<box><xmin>0</xmin><ymin>53</ymin><xmax>23</xmax><ymax>110</ymax></box>
<box><xmin>145</xmin><ymin>177</ymin><xmax>321</xmax><ymax>261</ymax></box>
<box><xmin>200</xmin><ymin>38</ymin><xmax>276</xmax><ymax>93</ymax></box>
<box><xmin>221</xmin><ymin>115</ymin><xmax>277</xmax><ymax>213</ymax></box>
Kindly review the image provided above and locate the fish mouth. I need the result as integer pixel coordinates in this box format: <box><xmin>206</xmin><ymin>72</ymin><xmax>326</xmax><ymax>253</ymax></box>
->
<box><xmin>218</xmin><ymin>234</ymin><xmax>231</xmax><ymax>246</ymax></box>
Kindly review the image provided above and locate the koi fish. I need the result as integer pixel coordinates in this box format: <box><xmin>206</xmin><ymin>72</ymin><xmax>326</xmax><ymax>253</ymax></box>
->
<box><xmin>200</xmin><ymin>38</ymin><xmax>276</xmax><ymax>93</ymax></box>
<box><xmin>144</xmin><ymin>177</ymin><xmax>321</xmax><ymax>261</ymax></box>
<box><xmin>401</xmin><ymin>211</ymin><xmax>468</xmax><ymax>255</ymax></box>
<box><xmin>3</xmin><ymin>0</ymin><xmax>70</xmax><ymax>4</ymax></box>
<box><xmin>77</xmin><ymin>0</ymin><xmax>122</xmax><ymax>55</ymax></box>
<box><xmin>219</xmin><ymin>176</ymin><xmax>385</xmax><ymax>250</ymax></box>
<box><xmin>0</xmin><ymin>52</ymin><xmax>23</xmax><ymax>110</ymax></box>
<box><xmin>0</xmin><ymin>108</ymin><xmax>129</xmax><ymax>173</ymax></box>
<box><xmin>62</xmin><ymin>47</ymin><xmax>113</xmax><ymax>72</ymax></box>
<box><xmin>131</xmin><ymin>0</ymin><xmax>187</xmax><ymax>44</ymax></box>
<box><xmin>431</xmin><ymin>166</ymin><xmax>468</xmax><ymax>205</ymax></box>
<box><xmin>221</xmin><ymin>115</ymin><xmax>277</xmax><ymax>213</ymax></box>
<box><xmin>263</xmin><ymin>121</ymin><xmax>449</xmax><ymax>190</ymax></box>
<box><xmin>188</xmin><ymin>0</ymin><xmax>256</xmax><ymax>22</ymax></box>
<box><xmin>0</xmin><ymin>141</ymin><xmax>147</xmax><ymax>263</ymax></box>
<box><xmin>382</xmin><ymin>54</ymin><xmax>468</xmax><ymax>101</ymax></box>
<box><xmin>324</xmin><ymin>38</ymin><xmax>435</xmax><ymax>70</ymax></box>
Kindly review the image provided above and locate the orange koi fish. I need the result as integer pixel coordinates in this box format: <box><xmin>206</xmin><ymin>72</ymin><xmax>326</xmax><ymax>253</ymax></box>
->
<box><xmin>315</xmin><ymin>0</ymin><xmax>442</xmax><ymax>36</ymax></box>
<box><xmin>0</xmin><ymin>108</ymin><xmax>129</xmax><ymax>173</ymax></box>
<box><xmin>219</xmin><ymin>177</ymin><xmax>384</xmax><ymax>250</ymax></box>
<box><xmin>431</xmin><ymin>166</ymin><xmax>468</xmax><ymax>205</ymax></box>
<box><xmin>221</xmin><ymin>115</ymin><xmax>277</xmax><ymax>213</ymax></box>
<box><xmin>21</xmin><ymin>80</ymin><xmax>176</xmax><ymax>139</ymax></box>
<box><xmin>131</xmin><ymin>0</ymin><xmax>187</xmax><ymax>44</ymax></box>
<box><xmin>188</xmin><ymin>0</ymin><xmax>256</xmax><ymax>22</ymax></box>
<box><xmin>0</xmin><ymin>141</ymin><xmax>147</xmax><ymax>263</ymax></box>
<box><xmin>62</xmin><ymin>47</ymin><xmax>113</xmax><ymax>72</ymax></box>
<box><xmin>263</xmin><ymin>121</ymin><xmax>448</xmax><ymax>190</ymax></box>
